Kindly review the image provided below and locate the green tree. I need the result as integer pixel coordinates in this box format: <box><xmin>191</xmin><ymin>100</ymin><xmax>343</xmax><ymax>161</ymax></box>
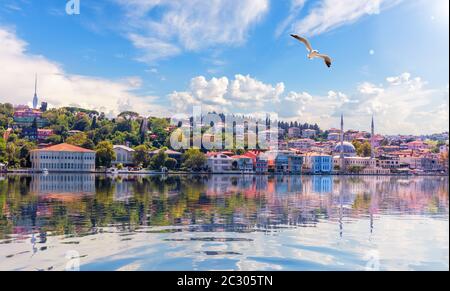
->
<box><xmin>360</xmin><ymin>141</ymin><xmax>372</xmax><ymax>157</ymax></box>
<box><xmin>133</xmin><ymin>145</ymin><xmax>150</xmax><ymax>168</ymax></box>
<box><xmin>164</xmin><ymin>158</ymin><xmax>178</xmax><ymax>170</ymax></box>
<box><xmin>150</xmin><ymin>149</ymin><xmax>168</xmax><ymax>170</ymax></box>
<box><xmin>66</xmin><ymin>132</ymin><xmax>88</xmax><ymax>147</ymax></box>
<box><xmin>0</xmin><ymin>138</ymin><xmax>6</xmax><ymax>162</ymax></box>
<box><xmin>352</xmin><ymin>140</ymin><xmax>372</xmax><ymax>157</ymax></box>
<box><xmin>0</xmin><ymin>103</ymin><xmax>14</xmax><ymax>129</ymax></box>
<box><xmin>115</xmin><ymin>120</ymin><xmax>132</xmax><ymax>132</ymax></box>
<box><xmin>95</xmin><ymin>141</ymin><xmax>116</xmax><ymax>168</ymax></box>
<box><xmin>82</xmin><ymin>139</ymin><xmax>95</xmax><ymax>150</ymax></box>
<box><xmin>18</xmin><ymin>141</ymin><xmax>36</xmax><ymax>168</ymax></box>
<box><xmin>46</xmin><ymin>134</ymin><xmax>62</xmax><ymax>144</ymax></box>
<box><xmin>91</xmin><ymin>116</ymin><xmax>98</xmax><ymax>129</ymax></box>
<box><xmin>73</xmin><ymin>115</ymin><xmax>91</xmax><ymax>131</ymax></box>
<box><xmin>182</xmin><ymin>149</ymin><xmax>206</xmax><ymax>171</ymax></box>
<box><xmin>5</xmin><ymin>142</ymin><xmax>18</xmax><ymax>167</ymax></box>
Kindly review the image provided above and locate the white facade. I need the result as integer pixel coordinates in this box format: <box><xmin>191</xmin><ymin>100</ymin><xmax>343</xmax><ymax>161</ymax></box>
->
<box><xmin>207</xmin><ymin>153</ymin><xmax>233</xmax><ymax>173</ymax></box>
<box><xmin>30</xmin><ymin>143</ymin><xmax>96</xmax><ymax>172</ymax></box>
<box><xmin>303</xmin><ymin>154</ymin><xmax>333</xmax><ymax>174</ymax></box>
<box><xmin>113</xmin><ymin>145</ymin><xmax>135</xmax><ymax>166</ymax></box>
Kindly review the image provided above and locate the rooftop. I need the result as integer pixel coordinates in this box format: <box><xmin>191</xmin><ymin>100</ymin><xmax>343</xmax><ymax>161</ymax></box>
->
<box><xmin>31</xmin><ymin>143</ymin><xmax>95</xmax><ymax>153</ymax></box>
<box><xmin>113</xmin><ymin>145</ymin><xmax>135</xmax><ymax>152</ymax></box>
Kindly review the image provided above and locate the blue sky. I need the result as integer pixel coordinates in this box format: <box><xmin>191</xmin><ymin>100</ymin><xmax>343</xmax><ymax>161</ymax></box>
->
<box><xmin>0</xmin><ymin>0</ymin><xmax>448</xmax><ymax>134</ymax></box>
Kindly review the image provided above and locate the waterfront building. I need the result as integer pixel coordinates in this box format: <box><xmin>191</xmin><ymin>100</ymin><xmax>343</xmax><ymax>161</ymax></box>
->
<box><xmin>255</xmin><ymin>155</ymin><xmax>269</xmax><ymax>174</ymax></box>
<box><xmin>113</xmin><ymin>145</ymin><xmax>135</xmax><ymax>166</ymax></box>
<box><xmin>332</xmin><ymin>156</ymin><xmax>391</xmax><ymax>174</ymax></box>
<box><xmin>30</xmin><ymin>143</ymin><xmax>96</xmax><ymax>172</ymax></box>
<box><xmin>207</xmin><ymin>153</ymin><xmax>234</xmax><ymax>173</ymax></box>
<box><xmin>303</xmin><ymin>153</ymin><xmax>333</xmax><ymax>174</ymax></box>
<box><xmin>264</xmin><ymin>150</ymin><xmax>303</xmax><ymax>174</ymax></box>
<box><xmin>377</xmin><ymin>155</ymin><xmax>401</xmax><ymax>169</ymax></box>
<box><xmin>231</xmin><ymin>155</ymin><xmax>255</xmax><ymax>173</ymax></box>
<box><xmin>419</xmin><ymin>155</ymin><xmax>443</xmax><ymax>172</ymax></box>
<box><xmin>288</xmin><ymin>155</ymin><xmax>303</xmax><ymax>174</ymax></box>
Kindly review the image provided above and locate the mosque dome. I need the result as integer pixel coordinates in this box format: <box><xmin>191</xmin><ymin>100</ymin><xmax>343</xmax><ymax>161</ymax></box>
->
<box><xmin>334</xmin><ymin>142</ymin><xmax>357</xmax><ymax>157</ymax></box>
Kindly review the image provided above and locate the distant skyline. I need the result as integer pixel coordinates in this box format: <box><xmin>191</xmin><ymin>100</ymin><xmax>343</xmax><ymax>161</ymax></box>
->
<box><xmin>0</xmin><ymin>0</ymin><xmax>448</xmax><ymax>135</ymax></box>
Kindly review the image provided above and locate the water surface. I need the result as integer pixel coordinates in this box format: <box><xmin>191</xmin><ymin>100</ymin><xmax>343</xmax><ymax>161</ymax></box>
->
<box><xmin>0</xmin><ymin>174</ymin><xmax>448</xmax><ymax>271</ymax></box>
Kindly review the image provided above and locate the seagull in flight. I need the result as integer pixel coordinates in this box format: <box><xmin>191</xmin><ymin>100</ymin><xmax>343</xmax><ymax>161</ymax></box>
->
<box><xmin>290</xmin><ymin>34</ymin><xmax>332</xmax><ymax>68</ymax></box>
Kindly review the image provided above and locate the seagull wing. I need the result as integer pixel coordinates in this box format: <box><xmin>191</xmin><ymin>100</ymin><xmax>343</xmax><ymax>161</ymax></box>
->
<box><xmin>290</xmin><ymin>34</ymin><xmax>313</xmax><ymax>52</ymax></box>
<box><xmin>316</xmin><ymin>53</ymin><xmax>332</xmax><ymax>68</ymax></box>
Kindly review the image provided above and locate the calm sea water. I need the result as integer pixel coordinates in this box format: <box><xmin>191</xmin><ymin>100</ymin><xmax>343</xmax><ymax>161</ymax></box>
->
<box><xmin>0</xmin><ymin>174</ymin><xmax>448</xmax><ymax>271</ymax></box>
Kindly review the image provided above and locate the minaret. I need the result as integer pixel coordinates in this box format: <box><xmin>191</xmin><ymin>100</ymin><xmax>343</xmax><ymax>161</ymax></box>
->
<box><xmin>340</xmin><ymin>114</ymin><xmax>345</xmax><ymax>173</ymax></box>
<box><xmin>32</xmin><ymin>74</ymin><xmax>39</xmax><ymax>109</ymax></box>
<box><xmin>371</xmin><ymin>116</ymin><xmax>375</xmax><ymax>160</ymax></box>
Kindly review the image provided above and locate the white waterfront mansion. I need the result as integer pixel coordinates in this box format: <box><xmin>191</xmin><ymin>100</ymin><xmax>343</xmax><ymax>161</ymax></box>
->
<box><xmin>113</xmin><ymin>145</ymin><xmax>135</xmax><ymax>166</ymax></box>
<box><xmin>30</xmin><ymin>143</ymin><xmax>96</xmax><ymax>172</ymax></box>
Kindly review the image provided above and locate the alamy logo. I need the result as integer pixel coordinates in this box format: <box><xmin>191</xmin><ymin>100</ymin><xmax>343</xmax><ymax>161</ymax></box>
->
<box><xmin>66</xmin><ymin>0</ymin><xmax>80</xmax><ymax>15</ymax></box>
<box><xmin>169</xmin><ymin>106</ymin><xmax>279</xmax><ymax>151</ymax></box>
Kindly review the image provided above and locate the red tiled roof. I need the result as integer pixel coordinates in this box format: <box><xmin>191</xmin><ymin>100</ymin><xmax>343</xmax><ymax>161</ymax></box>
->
<box><xmin>31</xmin><ymin>143</ymin><xmax>95</xmax><ymax>153</ymax></box>
<box><xmin>231</xmin><ymin>155</ymin><xmax>252</xmax><ymax>160</ymax></box>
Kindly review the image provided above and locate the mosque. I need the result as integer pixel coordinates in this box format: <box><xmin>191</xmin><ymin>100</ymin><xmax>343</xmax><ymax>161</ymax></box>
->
<box><xmin>333</xmin><ymin>115</ymin><xmax>390</xmax><ymax>175</ymax></box>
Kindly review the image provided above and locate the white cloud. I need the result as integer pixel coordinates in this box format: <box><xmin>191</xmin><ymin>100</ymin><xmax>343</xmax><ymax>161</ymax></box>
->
<box><xmin>167</xmin><ymin>71</ymin><xmax>448</xmax><ymax>134</ymax></box>
<box><xmin>275</xmin><ymin>0</ymin><xmax>307</xmax><ymax>37</ymax></box>
<box><xmin>0</xmin><ymin>27</ymin><xmax>168</xmax><ymax>117</ymax></box>
<box><xmin>127</xmin><ymin>33</ymin><xmax>181</xmax><ymax>63</ymax></box>
<box><xmin>358</xmin><ymin>82</ymin><xmax>384</xmax><ymax>95</ymax></box>
<box><xmin>386</xmin><ymin>72</ymin><xmax>426</xmax><ymax>91</ymax></box>
<box><xmin>287</xmin><ymin>0</ymin><xmax>402</xmax><ymax>37</ymax></box>
<box><xmin>169</xmin><ymin>74</ymin><xmax>284</xmax><ymax>113</ymax></box>
<box><xmin>115</xmin><ymin>0</ymin><xmax>269</xmax><ymax>63</ymax></box>
<box><xmin>280</xmin><ymin>72</ymin><xmax>448</xmax><ymax>134</ymax></box>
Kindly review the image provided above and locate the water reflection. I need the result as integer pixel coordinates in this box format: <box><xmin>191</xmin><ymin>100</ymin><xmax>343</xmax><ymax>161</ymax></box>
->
<box><xmin>0</xmin><ymin>174</ymin><xmax>448</xmax><ymax>271</ymax></box>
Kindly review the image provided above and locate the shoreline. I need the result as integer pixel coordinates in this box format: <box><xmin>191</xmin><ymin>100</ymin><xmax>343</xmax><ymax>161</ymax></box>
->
<box><xmin>2</xmin><ymin>169</ymin><xmax>448</xmax><ymax>177</ymax></box>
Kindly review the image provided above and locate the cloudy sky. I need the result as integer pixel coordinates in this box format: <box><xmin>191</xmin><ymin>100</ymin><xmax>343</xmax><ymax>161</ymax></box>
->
<box><xmin>0</xmin><ymin>0</ymin><xmax>448</xmax><ymax>134</ymax></box>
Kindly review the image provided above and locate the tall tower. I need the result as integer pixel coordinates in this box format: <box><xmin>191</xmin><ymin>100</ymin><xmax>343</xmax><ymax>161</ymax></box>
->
<box><xmin>32</xmin><ymin>74</ymin><xmax>39</xmax><ymax>109</ymax></box>
<box><xmin>340</xmin><ymin>114</ymin><xmax>345</xmax><ymax>172</ymax></box>
<box><xmin>371</xmin><ymin>116</ymin><xmax>375</xmax><ymax>160</ymax></box>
